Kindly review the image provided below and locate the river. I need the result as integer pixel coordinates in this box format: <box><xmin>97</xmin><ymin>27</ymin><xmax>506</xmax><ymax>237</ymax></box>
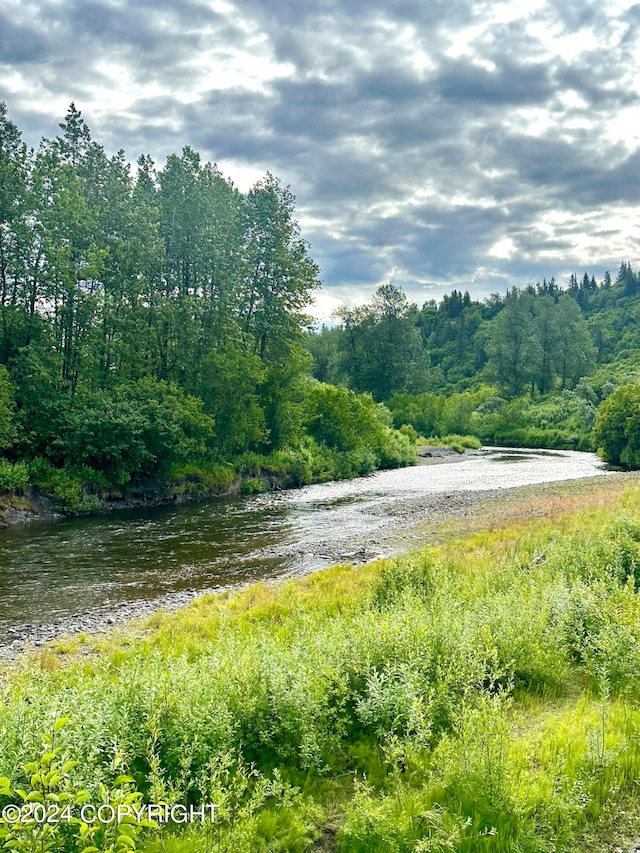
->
<box><xmin>0</xmin><ymin>447</ymin><xmax>611</xmax><ymax>652</ymax></box>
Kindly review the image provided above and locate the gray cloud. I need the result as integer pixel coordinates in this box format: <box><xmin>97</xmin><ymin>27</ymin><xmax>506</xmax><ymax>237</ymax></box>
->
<box><xmin>0</xmin><ymin>12</ymin><xmax>51</xmax><ymax>64</ymax></box>
<box><xmin>1</xmin><ymin>0</ymin><xmax>638</xmax><ymax>313</ymax></box>
<box><xmin>435</xmin><ymin>59</ymin><xmax>554</xmax><ymax>106</ymax></box>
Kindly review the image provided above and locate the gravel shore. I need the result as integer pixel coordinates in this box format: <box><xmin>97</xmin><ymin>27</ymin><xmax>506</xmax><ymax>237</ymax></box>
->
<box><xmin>1</xmin><ymin>469</ymin><xmax>635</xmax><ymax>664</ymax></box>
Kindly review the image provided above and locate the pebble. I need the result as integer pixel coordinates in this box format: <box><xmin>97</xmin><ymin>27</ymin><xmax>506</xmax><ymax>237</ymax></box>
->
<box><xmin>0</xmin><ymin>475</ymin><xmax>627</xmax><ymax>665</ymax></box>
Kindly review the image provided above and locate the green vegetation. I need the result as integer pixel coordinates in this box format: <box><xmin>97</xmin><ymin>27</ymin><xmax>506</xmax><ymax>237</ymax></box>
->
<box><xmin>420</xmin><ymin>434</ymin><xmax>482</xmax><ymax>453</ymax></box>
<box><xmin>4</xmin><ymin>480</ymin><xmax>640</xmax><ymax>850</ymax></box>
<box><xmin>593</xmin><ymin>383</ymin><xmax>640</xmax><ymax>467</ymax></box>
<box><xmin>0</xmin><ymin>102</ymin><xmax>415</xmax><ymax>510</ymax></box>
<box><xmin>308</xmin><ymin>272</ymin><xmax>640</xmax><ymax>464</ymax></box>
<box><xmin>5</xmin><ymin>98</ymin><xmax>640</xmax><ymax>494</ymax></box>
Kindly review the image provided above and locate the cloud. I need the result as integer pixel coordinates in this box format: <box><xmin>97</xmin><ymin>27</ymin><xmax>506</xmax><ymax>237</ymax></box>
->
<box><xmin>0</xmin><ymin>11</ymin><xmax>51</xmax><ymax>64</ymax></box>
<box><xmin>435</xmin><ymin>59</ymin><xmax>554</xmax><ymax>106</ymax></box>
<box><xmin>1</xmin><ymin>0</ymin><xmax>639</xmax><ymax>316</ymax></box>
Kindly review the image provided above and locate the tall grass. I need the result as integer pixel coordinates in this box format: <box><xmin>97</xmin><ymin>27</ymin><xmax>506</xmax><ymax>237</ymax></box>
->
<box><xmin>3</xmin><ymin>482</ymin><xmax>640</xmax><ymax>850</ymax></box>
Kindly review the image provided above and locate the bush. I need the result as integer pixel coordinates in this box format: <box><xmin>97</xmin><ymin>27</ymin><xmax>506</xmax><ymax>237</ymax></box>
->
<box><xmin>241</xmin><ymin>477</ymin><xmax>268</xmax><ymax>495</ymax></box>
<box><xmin>398</xmin><ymin>423</ymin><xmax>419</xmax><ymax>444</ymax></box>
<box><xmin>168</xmin><ymin>460</ymin><xmax>237</xmax><ymax>492</ymax></box>
<box><xmin>422</xmin><ymin>434</ymin><xmax>481</xmax><ymax>452</ymax></box>
<box><xmin>593</xmin><ymin>383</ymin><xmax>640</xmax><ymax>467</ymax></box>
<box><xmin>49</xmin><ymin>379</ymin><xmax>215</xmax><ymax>486</ymax></box>
<box><xmin>28</xmin><ymin>459</ymin><xmax>101</xmax><ymax>513</ymax></box>
<box><xmin>0</xmin><ymin>459</ymin><xmax>29</xmax><ymax>491</ymax></box>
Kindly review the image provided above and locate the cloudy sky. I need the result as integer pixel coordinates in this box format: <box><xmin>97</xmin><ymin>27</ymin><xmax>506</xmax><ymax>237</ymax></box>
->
<box><xmin>1</xmin><ymin>0</ymin><xmax>639</xmax><ymax>318</ymax></box>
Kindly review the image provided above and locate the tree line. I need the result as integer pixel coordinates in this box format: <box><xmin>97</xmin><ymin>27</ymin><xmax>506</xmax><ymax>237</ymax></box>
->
<box><xmin>309</xmin><ymin>280</ymin><xmax>610</xmax><ymax>400</ymax></box>
<box><xmin>4</xmin><ymin>99</ymin><xmax>640</xmax><ymax>496</ymax></box>
<box><xmin>0</xmin><ymin>102</ymin><xmax>414</xmax><ymax>506</ymax></box>
<box><xmin>308</xmin><ymin>266</ymin><xmax>640</xmax><ymax>453</ymax></box>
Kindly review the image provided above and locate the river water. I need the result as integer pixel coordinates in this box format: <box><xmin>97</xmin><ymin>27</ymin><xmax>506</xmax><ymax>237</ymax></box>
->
<box><xmin>0</xmin><ymin>448</ymin><xmax>610</xmax><ymax>640</ymax></box>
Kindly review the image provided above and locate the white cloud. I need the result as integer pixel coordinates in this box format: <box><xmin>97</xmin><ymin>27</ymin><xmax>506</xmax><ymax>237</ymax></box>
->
<box><xmin>489</xmin><ymin>237</ymin><xmax>516</xmax><ymax>259</ymax></box>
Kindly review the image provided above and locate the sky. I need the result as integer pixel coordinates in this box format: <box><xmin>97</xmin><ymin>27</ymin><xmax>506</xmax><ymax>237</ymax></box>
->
<box><xmin>1</xmin><ymin>0</ymin><xmax>639</xmax><ymax>319</ymax></box>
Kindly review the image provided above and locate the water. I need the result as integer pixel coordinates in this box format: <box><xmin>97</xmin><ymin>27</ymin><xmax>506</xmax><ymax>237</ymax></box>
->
<box><xmin>0</xmin><ymin>448</ymin><xmax>610</xmax><ymax>634</ymax></box>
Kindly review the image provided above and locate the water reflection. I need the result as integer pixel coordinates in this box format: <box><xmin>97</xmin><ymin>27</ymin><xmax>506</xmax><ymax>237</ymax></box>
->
<box><xmin>0</xmin><ymin>448</ymin><xmax>609</xmax><ymax>632</ymax></box>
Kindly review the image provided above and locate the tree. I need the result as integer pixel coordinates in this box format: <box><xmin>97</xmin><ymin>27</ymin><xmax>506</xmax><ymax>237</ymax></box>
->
<box><xmin>304</xmin><ymin>381</ymin><xmax>415</xmax><ymax>468</ymax></box>
<box><xmin>485</xmin><ymin>289</ymin><xmax>541</xmax><ymax>396</ymax></box>
<box><xmin>306</xmin><ymin>324</ymin><xmax>343</xmax><ymax>385</ymax></box>
<box><xmin>0</xmin><ymin>364</ymin><xmax>16</xmax><ymax>450</ymax></box>
<box><xmin>197</xmin><ymin>346</ymin><xmax>267</xmax><ymax>456</ymax></box>
<box><xmin>554</xmin><ymin>295</ymin><xmax>595</xmax><ymax>389</ymax></box>
<box><xmin>534</xmin><ymin>294</ymin><xmax>561</xmax><ymax>394</ymax></box>
<box><xmin>30</xmin><ymin>143</ymin><xmax>106</xmax><ymax>392</ymax></box>
<box><xmin>51</xmin><ymin>379</ymin><xmax>215</xmax><ymax>484</ymax></box>
<box><xmin>334</xmin><ymin>283</ymin><xmax>430</xmax><ymax>400</ymax></box>
<box><xmin>242</xmin><ymin>174</ymin><xmax>320</xmax><ymax>361</ymax></box>
<box><xmin>593</xmin><ymin>384</ymin><xmax>640</xmax><ymax>467</ymax></box>
<box><xmin>0</xmin><ymin>102</ymin><xmax>33</xmax><ymax>358</ymax></box>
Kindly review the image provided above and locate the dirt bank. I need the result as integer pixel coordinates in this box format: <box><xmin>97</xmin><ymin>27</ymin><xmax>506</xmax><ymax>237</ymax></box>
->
<box><xmin>0</xmin><ymin>489</ymin><xmax>61</xmax><ymax>528</ymax></box>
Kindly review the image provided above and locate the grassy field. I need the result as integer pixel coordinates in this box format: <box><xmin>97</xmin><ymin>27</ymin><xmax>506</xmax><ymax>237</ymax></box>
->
<box><xmin>3</xmin><ymin>478</ymin><xmax>640</xmax><ymax>851</ymax></box>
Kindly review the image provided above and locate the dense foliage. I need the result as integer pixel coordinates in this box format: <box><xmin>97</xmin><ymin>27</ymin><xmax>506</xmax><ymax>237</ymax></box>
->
<box><xmin>309</xmin><ymin>269</ymin><xmax>640</xmax><ymax>458</ymax></box>
<box><xmin>3</xmin><ymin>480</ymin><xmax>640</xmax><ymax>850</ymax></box>
<box><xmin>0</xmin><ymin>102</ymin><xmax>414</xmax><ymax>505</ymax></box>
<box><xmin>5</xmin><ymin>97</ymin><xmax>640</xmax><ymax>491</ymax></box>
<box><xmin>593</xmin><ymin>383</ymin><xmax>640</xmax><ymax>467</ymax></box>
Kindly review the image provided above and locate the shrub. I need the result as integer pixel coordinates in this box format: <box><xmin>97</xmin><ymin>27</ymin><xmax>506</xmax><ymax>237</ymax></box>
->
<box><xmin>28</xmin><ymin>459</ymin><xmax>101</xmax><ymax>513</ymax></box>
<box><xmin>422</xmin><ymin>434</ymin><xmax>481</xmax><ymax>452</ymax></box>
<box><xmin>593</xmin><ymin>383</ymin><xmax>640</xmax><ymax>467</ymax></box>
<box><xmin>398</xmin><ymin>423</ymin><xmax>419</xmax><ymax>444</ymax></box>
<box><xmin>48</xmin><ymin>379</ymin><xmax>215</xmax><ymax>486</ymax></box>
<box><xmin>241</xmin><ymin>477</ymin><xmax>268</xmax><ymax>495</ymax></box>
<box><xmin>0</xmin><ymin>459</ymin><xmax>29</xmax><ymax>491</ymax></box>
<box><xmin>168</xmin><ymin>461</ymin><xmax>237</xmax><ymax>492</ymax></box>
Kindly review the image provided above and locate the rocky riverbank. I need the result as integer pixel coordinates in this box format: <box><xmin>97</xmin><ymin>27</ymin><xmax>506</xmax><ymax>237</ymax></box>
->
<box><xmin>0</xmin><ymin>447</ymin><xmax>489</xmax><ymax>530</ymax></box>
<box><xmin>0</xmin><ymin>480</ymin><xmax>246</xmax><ymax>529</ymax></box>
<box><xmin>0</xmin><ymin>489</ymin><xmax>62</xmax><ymax>528</ymax></box>
<box><xmin>0</xmin><ymin>483</ymin><xmax>503</xmax><ymax>662</ymax></box>
<box><xmin>2</xmin><ymin>470</ymin><xmax>634</xmax><ymax>664</ymax></box>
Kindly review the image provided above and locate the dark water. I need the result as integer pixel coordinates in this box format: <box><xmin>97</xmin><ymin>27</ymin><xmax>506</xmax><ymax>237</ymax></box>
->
<box><xmin>0</xmin><ymin>448</ymin><xmax>609</xmax><ymax>634</ymax></box>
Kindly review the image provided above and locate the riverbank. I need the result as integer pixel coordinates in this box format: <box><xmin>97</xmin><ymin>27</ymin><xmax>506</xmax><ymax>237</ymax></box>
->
<box><xmin>3</xmin><ymin>474</ymin><xmax>640</xmax><ymax>852</ymax></box>
<box><xmin>0</xmin><ymin>446</ymin><xmax>420</xmax><ymax>529</ymax></box>
<box><xmin>1</xmin><ymin>469</ymin><xmax>634</xmax><ymax>662</ymax></box>
<box><xmin>0</xmin><ymin>440</ymin><xmax>488</xmax><ymax>530</ymax></box>
<box><xmin>0</xmin><ymin>480</ymin><xmax>503</xmax><ymax>661</ymax></box>
<box><xmin>0</xmin><ymin>488</ymin><xmax>61</xmax><ymax>527</ymax></box>
<box><xmin>0</xmin><ymin>476</ymin><xmax>245</xmax><ymax>529</ymax></box>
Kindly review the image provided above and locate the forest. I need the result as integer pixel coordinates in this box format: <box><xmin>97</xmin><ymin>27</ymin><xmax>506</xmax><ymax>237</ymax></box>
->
<box><xmin>0</xmin><ymin>102</ymin><xmax>414</xmax><ymax>511</ymax></box>
<box><xmin>2</xmin><ymin>99</ymin><xmax>640</xmax><ymax>515</ymax></box>
<box><xmin>308</xmin><ymin>266</ymin><xmax>640</xmax><ymax>458</ymax></box>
